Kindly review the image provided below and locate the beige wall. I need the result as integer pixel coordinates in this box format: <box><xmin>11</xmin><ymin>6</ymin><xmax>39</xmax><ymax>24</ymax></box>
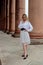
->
<box><xmin>29</xmin><ymin>0</ymin><xmax>43</xmax><ymax>38</ymax></box>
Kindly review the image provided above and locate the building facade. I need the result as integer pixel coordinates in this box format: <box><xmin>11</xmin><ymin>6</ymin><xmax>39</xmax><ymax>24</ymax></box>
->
<box><xmin>0</xmin><ymin>0</ymin><xmax>43</xmax><ymax>38</ymax></box>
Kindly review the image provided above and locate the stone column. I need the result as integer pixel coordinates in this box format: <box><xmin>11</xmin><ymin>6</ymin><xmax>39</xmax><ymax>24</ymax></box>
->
<box><xmin>15</xmin><ymin>0</ymin><xmax>25</xmax><ymax>33</ymax></box>
<box><xmin>11</xmin><ymin>0</ymin><xmax>15</xmax><ymax>36</ymax></box>
<box><xmin>6</xmin><ymin>0</ymin><xmax>10</xmax><ymax>34</ymax></box>
<box><xmin>4</xmin><ymin>0</ymin><xmax>7</xmax><ymax>32</ymax></box>
<box><xmin>29</xmin><ymin>0</ymin><xmax>43</xmax><ymax>38</ymax></box>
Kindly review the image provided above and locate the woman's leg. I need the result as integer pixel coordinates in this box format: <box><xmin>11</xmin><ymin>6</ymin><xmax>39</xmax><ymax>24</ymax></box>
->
<box><xmin>23</xmin><ymin>44</ymin><xmax>28</xmax><ymax>57</ymax></box>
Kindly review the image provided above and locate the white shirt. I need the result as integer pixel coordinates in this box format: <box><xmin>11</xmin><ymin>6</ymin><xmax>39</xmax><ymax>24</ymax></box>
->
<box><xmin>18</xmin><ymin>20</ymin><xmax>33</xmax><ymax>32</ymax></box>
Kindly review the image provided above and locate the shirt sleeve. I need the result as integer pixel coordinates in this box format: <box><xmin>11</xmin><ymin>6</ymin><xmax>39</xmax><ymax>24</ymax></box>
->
<box><xmin>27</xmin><ymin>22</ymin><xmax>33</xmax><ymax>32</ymax></box>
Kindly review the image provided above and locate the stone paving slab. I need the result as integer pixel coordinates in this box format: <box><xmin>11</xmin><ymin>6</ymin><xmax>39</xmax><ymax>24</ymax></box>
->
<box><xmin>0</xmin><ymin>31</ymin><xmax>43</xmax><ymax>65</ymax></box>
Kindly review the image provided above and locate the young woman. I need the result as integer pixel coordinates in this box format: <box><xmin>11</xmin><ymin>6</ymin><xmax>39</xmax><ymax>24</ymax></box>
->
<box><xmin>18</xmin><ymin>14</ymin><xmax>33</xmax><ymax>59</ymax></box>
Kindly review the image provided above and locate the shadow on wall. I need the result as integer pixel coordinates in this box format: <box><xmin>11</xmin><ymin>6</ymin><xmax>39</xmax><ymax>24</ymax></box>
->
<box><xmin>0</xmin><ymin>0</ymin><xmax>5</xmax><ymax>15</ymax></box>
<box><xmin>0</xmin><ymin>0</ymin><xmax>5</xmax><ymax>30</ymax></box>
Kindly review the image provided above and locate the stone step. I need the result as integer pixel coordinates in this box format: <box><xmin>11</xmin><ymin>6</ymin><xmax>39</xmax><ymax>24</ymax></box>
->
<box><xmin>12</xmin><ymin>33</ymin><xmax>20</xmax><ymax>38</ymax></box>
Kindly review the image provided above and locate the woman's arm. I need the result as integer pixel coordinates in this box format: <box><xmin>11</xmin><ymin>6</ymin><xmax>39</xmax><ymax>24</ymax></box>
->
<box><xmin>29</xmin><ymin>22</ymin><xmax>33</xmax><ymax>32</ymax></box>
<box><xmin>26</xmin><ymin>22</ymin><xmax>33</xmax><ymax>32</ymax></box>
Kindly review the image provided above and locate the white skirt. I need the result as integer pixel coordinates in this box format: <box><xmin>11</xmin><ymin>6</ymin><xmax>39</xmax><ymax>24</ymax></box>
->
<box><xmin>20</xmin><ymin>30</ymin><xmax>30</xmax><ymax>45</ymax></box>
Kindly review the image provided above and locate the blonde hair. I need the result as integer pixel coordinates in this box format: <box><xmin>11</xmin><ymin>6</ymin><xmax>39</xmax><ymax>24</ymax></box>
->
<box><xmin>22</xmin><ymin>14</ymin><xmax>27</xmax><ymax>18</ymax></box>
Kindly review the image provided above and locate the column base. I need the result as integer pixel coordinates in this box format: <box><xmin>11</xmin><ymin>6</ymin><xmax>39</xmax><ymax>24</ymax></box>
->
<box><xmin>6</xmin><ymin>30</ymin><xmax>10</xmax><ymax>34</ymax></box>
<box><xmin>3</xmin><ymin>29</ymin><xmax>7</xmax><ymax>33</ymax></box>
<box><xmin>11</xmin><ymin>32</ymin><xmax>20</xmax><ymax>38</ymax></box>
<box><xmin>12</xmin><ymin>34</ymin><xmax>15</xmax><ymax>37</ymax></box>
<box><xmin>30</xmin><ymin>33</ymin><xmax>43</xmax><ymax>39</ymax></box>
<box><xmin>11</xmin><ymin>32</ymin><xmax>15</xmax><ymax>37</ymax></box>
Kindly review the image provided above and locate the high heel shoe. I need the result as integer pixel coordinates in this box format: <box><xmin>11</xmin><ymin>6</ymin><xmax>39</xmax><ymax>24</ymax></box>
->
<box><xmin>22</xmin><ymin>55</ymin><xmax>24</xmax><ymax>57</ymax></box>
<box><xmin>23</xmin><ymin>54</ymin><xmax>28</xmax><ymax>60</ymax></box>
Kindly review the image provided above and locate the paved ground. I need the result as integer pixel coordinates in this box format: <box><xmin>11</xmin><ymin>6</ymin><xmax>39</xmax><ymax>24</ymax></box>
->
<box><xmin>0</xmin><ymin>31</ymin><xmax>43</xmax><ymax>65</ymax></box>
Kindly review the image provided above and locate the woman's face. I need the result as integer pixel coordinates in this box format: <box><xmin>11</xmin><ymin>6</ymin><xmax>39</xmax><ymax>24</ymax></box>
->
<box><xmin>22</xmin><ymin>15</ymin><xmax>27</xmax><ymax>21</ymax></box>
